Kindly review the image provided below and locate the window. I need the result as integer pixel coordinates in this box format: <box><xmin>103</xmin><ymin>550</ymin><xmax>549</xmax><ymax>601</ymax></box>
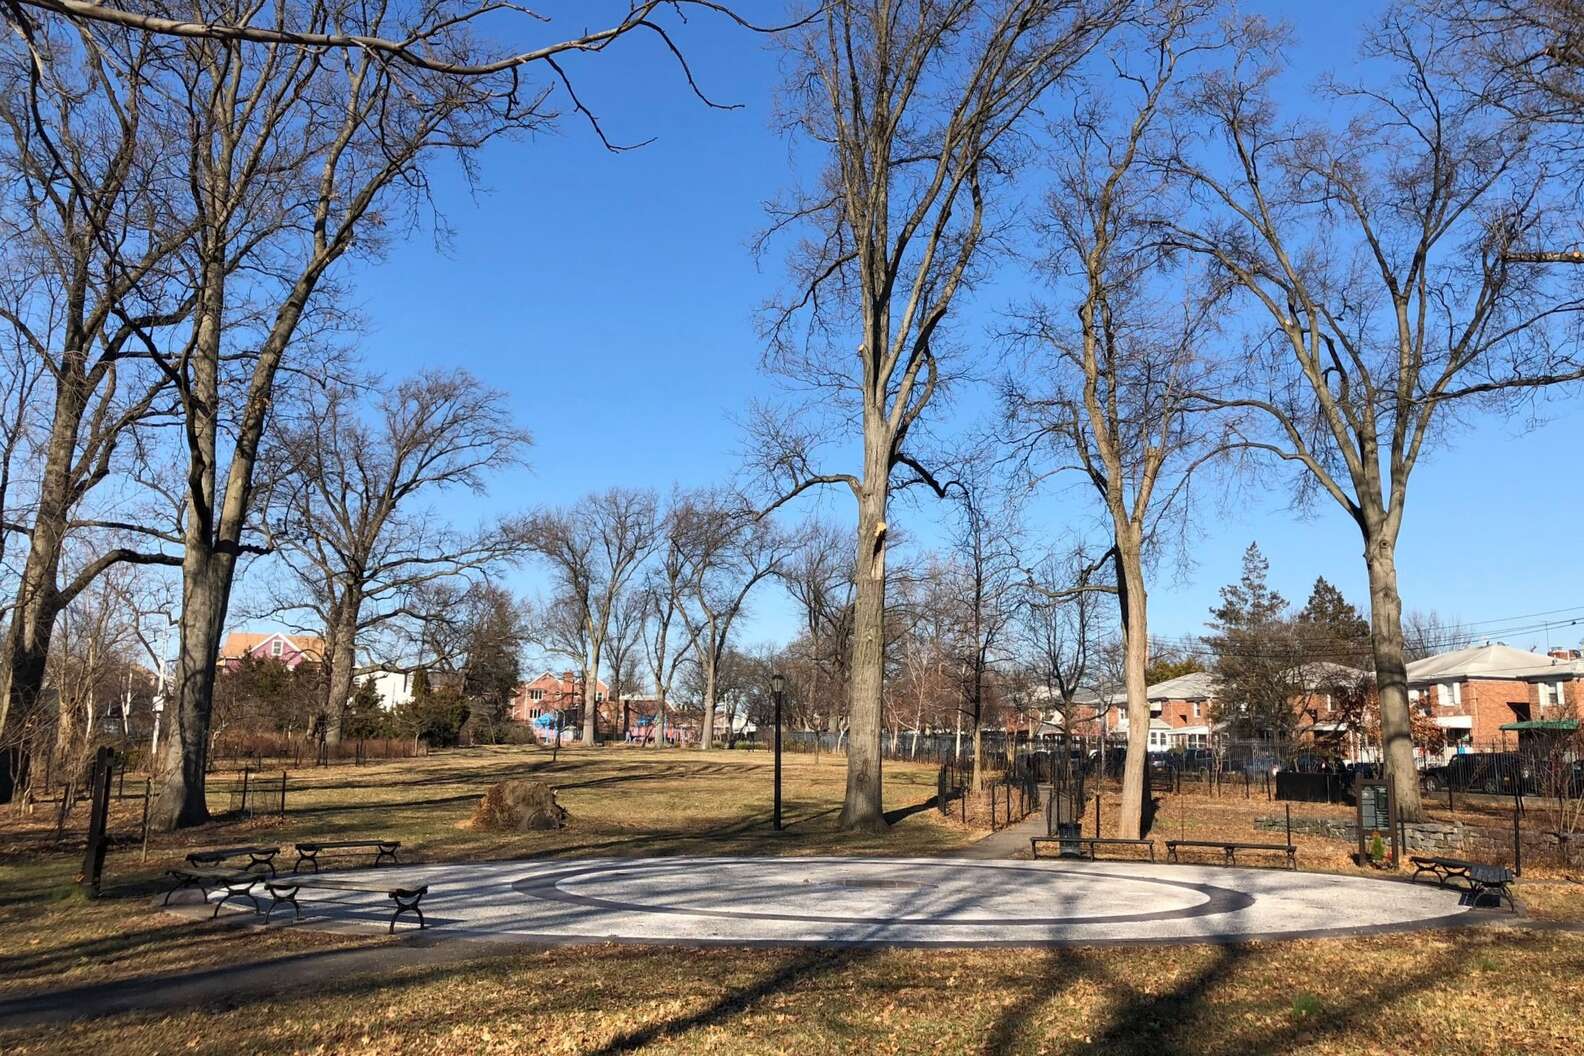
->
<box><xmin>270</xmin><ymin>639</ymin><xmax>283</xmax><ymax>657</ymax></box>
<box><xmin>1437</xmin><ymin>682</ymin><xmax>1462</xmax><ymax>708</ymax></box>
<box><xmin>1322</xmin><ymin>692</ymin><xmax>1334</xmax><ymax>714</ymax></box>
<box><xmin>529</xmin><ymin>689</ymin><xmax>543</xmax><ymax>702</ymax></box>
<box><xmin>1408</xmin><ymin>687</ymin><xmax>1423</xmax><ymax>707</ymax></box>
<box><xmin>1539</xmin><ymin>680</ymin><xmax>1567</xmax><ymax>711</ymax></box>
<box><xmin>1192</xmin><ymin>701</ymin><xmax>1201</xmax><ymax>718</ymax></box>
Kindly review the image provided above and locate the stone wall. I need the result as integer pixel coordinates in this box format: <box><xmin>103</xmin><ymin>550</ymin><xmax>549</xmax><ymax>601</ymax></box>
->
<box><xmin>1254</xmin><ymin>813</ymin><xmax>1542</xmax><ymax>862</ymax></box>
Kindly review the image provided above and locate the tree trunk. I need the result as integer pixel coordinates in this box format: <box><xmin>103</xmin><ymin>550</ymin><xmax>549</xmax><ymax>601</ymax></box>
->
<box><xmin>0</xmin><ymin>378</ymin><xmax>84</xmax><ymax>739</ymax></box>
<box><xmin>1365</xmin><ymin>537</ymin><xmax>1424</xmax><ymax>821</ymax></box>
<box><xmin>1116</xmin><ymin>541</ymin><xmax>1151</xmax><ymax>840</ymax></box>
<box><xmin>970</xmin><ymin>676</ymin><xmax>985</xmax><ymax>792</ymax></box>
<box><xmin>699</xmin><ymin>649</ymin><xmax>717</xmax><ymax>751</ymax></box>
<box><xmin>322</xmin><ymin>603</ymin><xmax>358</xmax><ymax>745</ymax></box>
<box><xmin>582</xmin><ymin>657</ymin><xmax>599</xmax><ymax>746</ymax></box>
<box><xmin>840</xmin><ymin>466</ymin><xmax>888</xmax><ymax>832</ymax></box>
<box><xmin>152</xmin><ymin>548</ymin><xmax>233</xmax><ymax>829</ymax></box>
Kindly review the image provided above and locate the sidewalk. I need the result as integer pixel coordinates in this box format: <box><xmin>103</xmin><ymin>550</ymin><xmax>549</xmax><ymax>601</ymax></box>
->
<box><xmin>952</xmin><ymin>797</ymin><xmax>1047</xmax><ymax>860</ymax></box>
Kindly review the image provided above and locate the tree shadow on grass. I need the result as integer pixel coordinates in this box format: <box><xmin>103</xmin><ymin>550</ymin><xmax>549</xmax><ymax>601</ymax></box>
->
<box><xmin>583</xmin><ymin>945</ymin><xmax>876</xmax><ymax>1055</ymax></box>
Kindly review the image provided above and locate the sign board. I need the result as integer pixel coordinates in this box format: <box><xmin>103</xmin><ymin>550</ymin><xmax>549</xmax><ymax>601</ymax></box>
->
<box><xmin>1354</xmin><ymin>775</ymin><xmax>1399</xmax><ymax>868</ymax></box>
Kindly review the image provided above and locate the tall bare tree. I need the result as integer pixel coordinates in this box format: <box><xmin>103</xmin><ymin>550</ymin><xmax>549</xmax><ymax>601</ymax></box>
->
<box><xmin>944</xmin><ymin>467</ymin><xmax>1021</xmax><ymax>789</ymax></box>
<box><xmin>136</xmin><ymin>0</ymin><xmax>760</xmax><ymax>828</ymax></box>
<box><xmin>679</xmin><ymin>496</ymin><xmax>789</xmax><ymax>750</ymax></box>
<box><xmin>519</xmin><ymin>488</ymin><xmax>658</xmax><ymax>745</ymax></box>
<box><xmin>638</xmin><ymin>496</ymin><xmax>699</xmax><ymax>748</ymax></box>
<box><xmin>756</xmin><ymin>0</ymin><xmax>1123</xmax><ymax>831</ymax></box>
<box><xmin>1159</xmin><ymin>11</ymin><xmax>1584</xmax><ymax>818</ymax></box>
<box><xmin>0</xmin><ymin>19</ymin><xmax>189</xmax><ymax>747</ymax></box>
<box><xmin>267</xmin><ymin>369</ymin><xmax>529</xmax><ymax>743</ymax></box>
<box><xmin>1005</xmin><ymin>1</ymin><xmax>1228</xmax><ymax>836</ymax></box>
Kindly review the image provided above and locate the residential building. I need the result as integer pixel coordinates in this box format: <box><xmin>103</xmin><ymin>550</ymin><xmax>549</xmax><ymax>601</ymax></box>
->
<box><xmin>358</xmin><ymin>668</ymin><xmax>417</xmax><ymax>711</ymax></box>
<box><xmin>218</xmin><ymin>631</ymin><xmax>324</xmax><ymax>672</ymax></box>
<box><xmin>1406</xmin><ymin>644</ymin><xmax>1584</xmax><ymax>753</ymax></box>
<box><xmin>509</xmin><ymin>671</ymin><xmax>610</xmax><ymax>724</ymax></box>
<box><xmin>1103</xmin><ymin>672</ymin><xmax>1219</xmax><ymax>752</ymax></box>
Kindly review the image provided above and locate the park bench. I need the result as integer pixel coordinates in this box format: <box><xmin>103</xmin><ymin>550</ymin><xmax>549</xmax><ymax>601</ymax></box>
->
<box><xmin>292</xmin><ymin>839</ymin><xmax>401</xmax><ymax>873</ymax></box>
<box><xmin>163</xmin><ymin>869</ymin><xmax>264</xmax><ymax>918</ymax></box>
<box><xmin>262</xmin><ymin>878</ymin><xmax>429</xmax><ymax>932</ymax></box>
<box><xmin>1409</xmin><ymin>855</ymin><xmax>1517</xmax><ymax>912</ymax></box>
<box><xmin>1166</xmin><ymin>839</ymin><xmax>1297</xmax><ymax>869</ymax></box>
<box><xmin>1030</xmin><ymin>836</ymin><xmax>1156</xmax><ymax>862</ymax></box>
<box><xmin>185</xmin><ymin>845</ymin><xmax>279</xmax><ymax>876</ymax></box>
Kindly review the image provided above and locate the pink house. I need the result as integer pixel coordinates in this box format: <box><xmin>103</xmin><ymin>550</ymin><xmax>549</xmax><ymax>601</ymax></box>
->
<box><xmin>219</xmin><ymin>631</ymin><xmax>325</xmax><ymax>672</ymax></box>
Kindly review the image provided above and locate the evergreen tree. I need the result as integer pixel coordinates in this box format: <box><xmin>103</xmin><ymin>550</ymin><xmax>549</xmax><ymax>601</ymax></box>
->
<box><xmin>1295</xmin><ymin>577</ymin><xmax>1372</xmax><ymax>668</ymax></box>
<box><xmin>1206</xmin><ymin>544</ymin><xmax>1302</xmax><ymax>740</ymax></box>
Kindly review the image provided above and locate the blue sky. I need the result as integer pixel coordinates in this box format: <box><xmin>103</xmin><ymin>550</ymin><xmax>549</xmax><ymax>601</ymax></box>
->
<box><xmin>335</xmin><ymin>1</ymin><xmax>1584</xmax><ymax>665</ymax></box>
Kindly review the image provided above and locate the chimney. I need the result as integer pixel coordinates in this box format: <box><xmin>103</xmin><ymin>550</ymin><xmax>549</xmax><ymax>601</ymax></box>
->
<box><xmin>1549</xmin><ymin>648</ymin><xmax>1571</xmax><ymax>661</ymax></box>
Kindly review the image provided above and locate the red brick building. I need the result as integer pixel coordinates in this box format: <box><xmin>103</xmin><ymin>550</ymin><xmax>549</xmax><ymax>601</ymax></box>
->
<box><xmin>1406</xmin><ymin>644</ymin><xmax>1583</xmax><ymax>752</ymax></box>
<box><xmin>509</xmin><ymin>671</ymin><xmax>609</xmax><ymax>724</ymax></box>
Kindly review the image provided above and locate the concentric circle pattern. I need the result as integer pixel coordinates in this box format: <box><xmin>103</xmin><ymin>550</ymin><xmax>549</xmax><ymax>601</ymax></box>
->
<box><xmin>176</xmin><ymin>856</ymin><xmax>1479</xmax><ymax>947</ymax></box>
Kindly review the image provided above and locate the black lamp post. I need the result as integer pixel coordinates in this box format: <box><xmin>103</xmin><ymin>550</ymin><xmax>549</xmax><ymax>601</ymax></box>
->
<box><xmin>771</xmin><ymin>672</ymin><xmax>785</xmax><ymax>832</ymax></box>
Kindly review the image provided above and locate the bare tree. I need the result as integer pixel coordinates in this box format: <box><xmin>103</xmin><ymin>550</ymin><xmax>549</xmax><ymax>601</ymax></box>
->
<box><xmin>755</xmin><ymin>0</ymin><xmax>1123</xmax><ymax>830</ymax></box>
<box><xmin>267</xmin><ymin>369</ymin><xmax>529</xmax><ymax>743</ymax></box>
<box><xmin>774</xmin><ymin>519</ymin><xmax>856</xmax><ymax>741</ymax></box>
<box><xmin>943</xmin><ymin>467</ymin><xmax>1021</xmax><ymax>789</ymax></box>
<box><xmin>1158</xmin><ymin>11</ymin><xmax>1584</xmax><ymax>818</ymax></box>
<box><xmin>1019</xmin><ymin>548</ymin><xmax>1110</xmax><ymax>742</ymax></box>
<box><xmin>638</xmin><ymin>496</ymin><xmax>700</xmax><ymax>748</ymax></box>
<box><xmin>1004</xmin><ymin>2</ymin><xmax>1229</xmax><ymax>837</ymax></box>
<box><xmin>604</xmin><ymin>589</ymin><xmax>645</xmax><ymax>739</ymax></box>
<box><xmin>518</xmin><ymin>488</ymin><xmax>658</xmax><ymax>746</ymax></box>
<box><xmin>137</xmin><ymin>0</ymin><xmax>756</xmax><ymax>828</ymax></box>
<box><xmin>0</xmin><ymin>19</ymin><xmax>188</xmax><ymax>747</ymax></box>
<box><xmin>679</xmin><ymin>496</ymin><xmax>789</xmax><ymax>750</ymax></box>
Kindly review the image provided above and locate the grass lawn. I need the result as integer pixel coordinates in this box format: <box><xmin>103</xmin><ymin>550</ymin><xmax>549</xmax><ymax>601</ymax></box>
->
<box><xmin>1</xmin><ymin>744</ymin><xmax>1581</xmax><ymax>1055</ymax></box>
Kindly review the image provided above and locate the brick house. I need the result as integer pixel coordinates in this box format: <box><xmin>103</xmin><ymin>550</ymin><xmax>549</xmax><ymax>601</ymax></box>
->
<box><xmin>1406</xmin><ymin>644</ymin><xmax>1584</xmax><ymax>754</ymax></box>
<box><xmin>219</xmin><ymin>631</ymin><xmax>324</xmax><ymax>672</ymax></box>
<box><xmin>509</xmin><ymin>671</ymin><xmax>610</xmax><ymax>725</ymax></box>
<box><xmin>1103</xmin><ymin>672</ymin><xmax>1219</xmax><ymax>751</ymax></box>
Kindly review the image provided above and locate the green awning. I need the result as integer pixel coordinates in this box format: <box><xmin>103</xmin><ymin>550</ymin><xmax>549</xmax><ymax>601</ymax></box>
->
<box><xmin>1499</xmin><ymin>719</ymin><xmax>1581</xmax><ymax>732</ymax></box>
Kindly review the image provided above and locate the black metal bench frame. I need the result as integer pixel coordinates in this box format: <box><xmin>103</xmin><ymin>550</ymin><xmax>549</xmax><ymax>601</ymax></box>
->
<box><xmin>292</xmin><ymin>839</ymin><xmax>401</xmax><ymax>873</ymax></box>
<box><xmin>1166</xmin><ymin>839</ymin><xmax>1297</xmax><ymax>869</ymax></box>
<box><xmin>186</xmin><ymin>846</ymin><xmax>280</xmax><ymax>877</ymax></box>
<box><xmin>1410</xmin><ymin>855</ymin><xmax>1517</xmax><ymax>912</ymax></box>
<box><xmin>388</xmin><ymin>885</ymin><xmax>428</xmax><ymax>932</ymax></box>
<box><xmin>164</xmin><ymin>870</ymin><xmax>263</xmax><ymax>918</ymax></box>
<box><xmin>1031</xmin><ymin>836</ymin><xmax>1156</xmax><ymax>862</ymax></box>
<box><xmin>263</xmin><ymin>880</ymin><xmax>303</xmax><ymax>922</ymax></box>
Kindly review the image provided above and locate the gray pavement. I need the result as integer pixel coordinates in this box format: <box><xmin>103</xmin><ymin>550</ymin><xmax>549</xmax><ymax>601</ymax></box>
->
<box><xmin>159</xmin><ymin>855</ymin><xmax>1477</xmax><ymax>948</ymax></box>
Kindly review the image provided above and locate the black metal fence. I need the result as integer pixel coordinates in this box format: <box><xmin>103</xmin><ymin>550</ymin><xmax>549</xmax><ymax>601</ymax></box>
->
<box><xmin>935</xmin><ymin>760</ymin><xmax>1041</xmax><ymax>832</ymax></box>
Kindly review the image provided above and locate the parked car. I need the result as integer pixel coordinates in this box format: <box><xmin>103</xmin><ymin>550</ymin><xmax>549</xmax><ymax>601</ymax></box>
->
<box><xmin>1420</xmin><ymin>752</ymin><xmax>1536</xmax><ymax>795</ymax></box>
<box><xmin>1343</xmin><ymin>761</ymin><xmax>1381</xmax><ymax>781</ymax></box>
<box><xmin>1176</xmin><ymin>747</ymin><xmax>1216</xmax><ymax>772</ymax></box>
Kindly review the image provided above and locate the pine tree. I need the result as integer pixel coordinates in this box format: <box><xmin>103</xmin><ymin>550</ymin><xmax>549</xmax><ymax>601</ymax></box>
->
<box><xmin>1206</xmin><ymin>543</ymin><xmax>1302</xmax><ymax>741</ymax></box>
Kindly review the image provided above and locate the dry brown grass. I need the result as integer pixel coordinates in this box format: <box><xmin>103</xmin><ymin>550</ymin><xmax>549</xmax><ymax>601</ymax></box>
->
<box><xmin>2</xmin><ymin>746</ymin><xmax>1581</xmax><ymax>1055</ymax></box>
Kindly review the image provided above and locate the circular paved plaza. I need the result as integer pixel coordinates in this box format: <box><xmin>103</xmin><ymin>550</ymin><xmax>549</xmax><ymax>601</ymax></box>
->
<box><xmin>173</xmin><ymin>856</ymin><xmax>1482</xmax><ymax>947</ymax></box>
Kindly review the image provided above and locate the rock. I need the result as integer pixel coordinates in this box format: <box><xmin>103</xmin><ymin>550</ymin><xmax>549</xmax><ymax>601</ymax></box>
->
<box><xmin>472</xmin><ymin>779</ymin><xmax>567</xmax><ymax>832</ymax></box>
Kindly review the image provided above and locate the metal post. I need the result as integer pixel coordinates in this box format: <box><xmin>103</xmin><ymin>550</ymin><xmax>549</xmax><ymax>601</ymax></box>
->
<box><xmin>1514</xmin><ymin>799</ymin><xmax>1522</xmax><ymax>878</ymax></box>
<box><xmin>140</xmin><ymin>777</ymin><xmax>151</xmax><ymax>864</ymax></box>
<box><xmin>772</xmin><ymin>675</ymin><xmax>784</xmax><ymax>832</ymax></box>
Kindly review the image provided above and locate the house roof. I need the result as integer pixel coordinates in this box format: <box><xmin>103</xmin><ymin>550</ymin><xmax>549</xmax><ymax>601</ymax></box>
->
<box><xmin>1146</xmin><ymin>672</ymin><xmax>1220</xmax><ymax>701</ymax></box>
<box><xmin>1406</xmin><ymin>644</ymin><xmax>1584</xmax><ymax>684</ymax></box>
<box><xmin>219</xmin><ymin>631</ymin><xmax>324</xmax><ymax>662</ymax></box>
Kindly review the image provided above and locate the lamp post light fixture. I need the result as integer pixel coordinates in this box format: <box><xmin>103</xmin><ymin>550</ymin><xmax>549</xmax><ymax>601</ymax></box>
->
<box><xmin>770</xmin><ymin>672</ymin><xmax>785</xmax><ymax>832</ymax></box>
